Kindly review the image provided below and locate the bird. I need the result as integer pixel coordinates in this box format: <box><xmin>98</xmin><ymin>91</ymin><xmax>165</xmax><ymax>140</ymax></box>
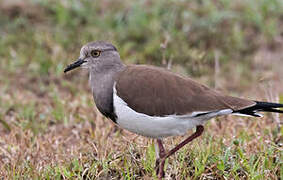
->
<box><xmin>64</xmin><ymin>41</ymin><xmax>283</xmax><ymax>179</ymax></box>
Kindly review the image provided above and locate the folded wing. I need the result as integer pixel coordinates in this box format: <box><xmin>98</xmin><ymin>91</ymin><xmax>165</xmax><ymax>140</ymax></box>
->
<box><xmin>115</xmin><ymin>65</ymin><xmax>256</xmax><ymax>117</ymax></box>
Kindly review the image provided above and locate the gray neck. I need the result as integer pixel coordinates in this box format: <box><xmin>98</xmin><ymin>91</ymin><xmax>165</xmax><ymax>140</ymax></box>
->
<box><xmin>89</xmin><ymin>60</ymin><xmax>125</xmax><ymax>122</ymax></box>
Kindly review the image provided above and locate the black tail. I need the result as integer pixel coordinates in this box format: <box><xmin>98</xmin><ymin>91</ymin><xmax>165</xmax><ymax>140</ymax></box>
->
<box><xmin>234</xmin><ymin>101</ymin><xmax>283</xmax><ymax>117</ymax></box>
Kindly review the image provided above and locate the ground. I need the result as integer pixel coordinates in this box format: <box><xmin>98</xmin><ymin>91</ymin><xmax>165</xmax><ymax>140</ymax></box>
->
<box><xmin>0</xmin><ymin>0</ymin><xmax>283</xmax><ymax>179</ymax></box>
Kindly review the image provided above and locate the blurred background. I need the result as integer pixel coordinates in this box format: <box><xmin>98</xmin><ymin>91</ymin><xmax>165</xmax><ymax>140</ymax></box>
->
<box><xmin>0</xmin><ymin>0</ymin><xmax>282</xmax><ymax>179</ymax></box>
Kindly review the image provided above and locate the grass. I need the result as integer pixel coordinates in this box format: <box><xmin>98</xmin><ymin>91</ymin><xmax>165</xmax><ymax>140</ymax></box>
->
<box><xmin>0</xmin><ymin>0</ymin><xmax>283</xmax><ymax>179</ymax></box>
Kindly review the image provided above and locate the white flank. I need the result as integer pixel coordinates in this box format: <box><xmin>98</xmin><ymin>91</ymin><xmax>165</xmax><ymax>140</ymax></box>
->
<box><xmin>113</xmin><ymin>85</ymin><xmax>233</xmax><ymax>138</ymax></box>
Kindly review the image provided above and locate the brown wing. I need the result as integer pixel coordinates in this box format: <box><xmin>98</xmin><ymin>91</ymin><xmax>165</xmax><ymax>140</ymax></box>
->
<box><xmin>115</xmin><ymin>65</ymin><xmax>255</xmax><ymax>116</ymax></box>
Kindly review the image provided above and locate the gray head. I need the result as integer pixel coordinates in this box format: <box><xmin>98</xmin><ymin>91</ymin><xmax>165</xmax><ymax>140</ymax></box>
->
<box><xmin>64</xmin><ymin>41</ymin><xmax>124</xmax><ymax>73</ymax></box>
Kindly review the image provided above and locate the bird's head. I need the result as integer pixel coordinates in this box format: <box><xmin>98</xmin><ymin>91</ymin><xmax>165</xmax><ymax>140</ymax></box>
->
<box><xmin>64</xmin><ymin>41</ymin><xmax>120</xmax><ymax>73</ymax></box>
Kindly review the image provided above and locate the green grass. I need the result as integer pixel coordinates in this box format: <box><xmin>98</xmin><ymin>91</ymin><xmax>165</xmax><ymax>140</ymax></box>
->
<box><xmin>0</xmin><ymin>0</ymin><xmax>282</xmax><ymax>179</ymax></box>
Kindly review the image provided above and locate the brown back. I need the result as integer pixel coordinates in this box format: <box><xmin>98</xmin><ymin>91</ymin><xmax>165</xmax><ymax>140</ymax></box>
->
<box><xmin>116</xmin><ymin>65</ymin><xmax>255</xmax><ymax>116</ymax></box>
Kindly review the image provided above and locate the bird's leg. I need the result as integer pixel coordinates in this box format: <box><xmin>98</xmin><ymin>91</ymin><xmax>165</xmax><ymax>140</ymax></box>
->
<box><xmin>158</xmin><ymin>125</ymin><xmax>204</xmax><ymax>179</ymax></box>
<box><xmin>155</xmin><ymin>139</ymin><xmax>166</xmax><ymax>176</ymax></box>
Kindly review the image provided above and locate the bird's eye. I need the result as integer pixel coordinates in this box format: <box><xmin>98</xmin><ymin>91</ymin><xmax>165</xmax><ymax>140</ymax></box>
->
<box><xmin>90</xmin><ymin>50</ymin><xmax>101</xmax><ymax>58</ymax></box>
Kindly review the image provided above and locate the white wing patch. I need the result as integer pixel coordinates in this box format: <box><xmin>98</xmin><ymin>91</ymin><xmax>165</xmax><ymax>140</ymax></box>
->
<box><xmin>113</xmin><ymin>84</ymin><xmax>233</xmax><ymax>138</ymax></box>
<box><xmin>232</xmin><ymin>112</ymin><xmax>263</xmax><ymax>117</ymax></box>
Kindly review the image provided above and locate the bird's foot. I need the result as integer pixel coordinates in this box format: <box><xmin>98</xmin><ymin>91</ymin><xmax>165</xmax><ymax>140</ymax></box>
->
<box><xmin>158</xmin><ymin>168</ymin><xmax>165</xmax><ymax>179</ymax></box>
<box><xmin>155</xmin><ymin>158</ymin><xmax>160</xmax><ymax>175</ymax></box>
<box><xmin>155</xmin><ymin>158</ymin><xmax>165</xmax><ymax>179</ymax></box>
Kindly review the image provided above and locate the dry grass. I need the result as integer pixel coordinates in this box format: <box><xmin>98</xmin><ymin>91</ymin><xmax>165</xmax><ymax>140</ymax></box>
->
<box><xmin>0</xmin><ymin>0</ymin><xmax>283</xmax><ymax>179</ymax></box>
<box><xmin>0</xmin><ymin>53</ymin><xmax>282</xmax><ymax>179</ymax></box>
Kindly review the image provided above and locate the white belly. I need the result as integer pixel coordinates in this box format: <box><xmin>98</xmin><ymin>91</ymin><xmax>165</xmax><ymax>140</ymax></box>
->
<box><xmin>113</xmin><ymin>86</ymin><xmax>232</xmax><ymax>138</ymax></box>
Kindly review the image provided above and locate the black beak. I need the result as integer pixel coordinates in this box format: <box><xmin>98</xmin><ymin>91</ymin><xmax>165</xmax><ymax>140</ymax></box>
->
<box><xmin>64</xmin><ymin>58</ymin><xmax>86</xmax><ymax>73</ymax></box>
